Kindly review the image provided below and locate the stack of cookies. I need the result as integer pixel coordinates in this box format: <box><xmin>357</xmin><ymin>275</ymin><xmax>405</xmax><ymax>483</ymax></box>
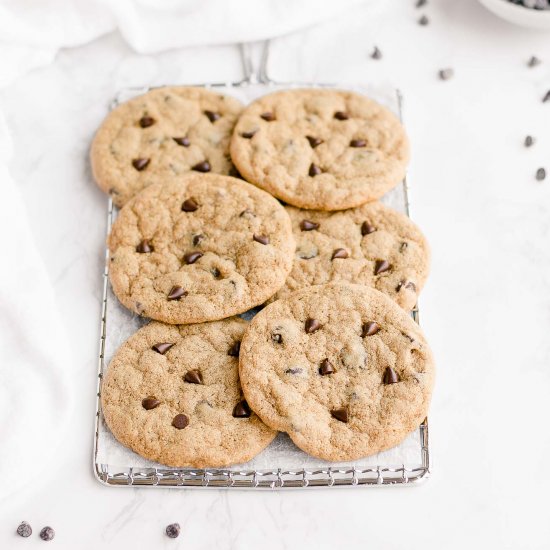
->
<box><xmin>91</xmin><ymin>86</ymin><xmax>435</xmax><ymax>467</ymax></box>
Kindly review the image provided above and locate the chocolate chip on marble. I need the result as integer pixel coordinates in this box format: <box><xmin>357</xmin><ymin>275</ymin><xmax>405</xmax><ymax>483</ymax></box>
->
<box><xmin>184</xmin><ymin>251</ymin><xmax>203</xmax><ymax>264</ymax></box>
<box><xmin>438</xmin><ymin>68</ymin><xmax>454</xmax><ymax>81</ymax></box>
<box><xmin>524</xmin><ymin>135</ymin><xmax>535</xmax><ymax>147</ymax></box>
<box><xmin>396</xmin><ymin>280</ymin><xmax>417</xmax><ymax>292</ymax></box>
<box><xmin>528</xmin><ymin>56</ymin><xmax>541</xmax><ymax>67</ymax></box>
<box><xmin>152</xmin><ymin>342</ymin><xmax>174</xmax><ymax>355</ymax></box>
<box><xmin>142</xmin><ymin>396</ymin><xmax>161</xmax><ymax>410</ymax></box>
<box><xmin>383</xmin><ymin>366</ymin><xmax>399</xmax><ymax>385</ymax></box>
<box><xmin>241</xmin><ymin>130</ymin><xmax>257</xmax><ymax>138</ymax></box>
<box><xmin>371</xmin><ymin>46</ymin><xmax>382</xmax><ymax>60</ymax></box>
<box><xmin>306</xmin><ymin>136</ymin><xmax>323</xmax><ymax>148</ymax></box>
<box><xmin>350</xmin><ymin>139</ymin><xmax>367</xmax><ymax>148</ymax></box>
<box><xmin>139</xmin><ymin>116</ymin><xmax>155</xmax><ymax>128</ymax></box>
<box><xmin>543</xmin><ymin>90</ymin><xmax>550</xmax><ymax>103</ymax></box>
<box><xmin>300</xmin><ymin>219</ymin><xmax>319</xmax><ymax>231</ymax></box>
<box><xmin>39</xmin><ymin>527</ymin><xmax>55</xmax><ymax>542</ymax></box>
<box><xmin>331</xmin><ymin>407</ymin><xmax>349</xmax><ymax>423</ymax></box>
<box><xmin>309</xmin><ymin>163</ymin><xmax>322</xmax><ymax>177</ymax></box>
<box><xmin>136</xmin><ymin>239</ymin><xmax>153</xmax><ymax>253</ymax></box>
<box><xmin>172</xmin><ymin>414</ymin><xmax>189</xmax><ymax>429</ymax></box>
<box><xmin>416</xmin><ymin>0</ymin><xmax>427</xmax><ymax>6</ymax></box>
<box><xmin>362</xmin><ymin>321</ymin><xmax>380</xmax><ymax>337</ymax></box>
<box><xmin>228</xmin><ymin>341</ymin><xmax>241</xmax><ymax>357</ymax></box>
<box><xmin>192</xmin><ymin>160</ymin><xmax>211</xmax><ymax>173</ymax></box>
<box><xmin>253</xmin><ymin>234</ymin><xmax>270</xmax><ymax>245</ymax></box>
<box><xmin>182</xmin><ymin>198</ymin><xmax>199</xmax><ymax>212</ymax></box>
<box><xmin>272</xmin><ymin>332</ymin><xmax>283</xmax><ymax>344</ymax></box>
<box><xmin>285</xmin><ymin>367</ymin><xmax>303</xmax><ymax>375</ymax></box>
<box><xmin>204</xmin><ymin>110</ymin><xmax>220</xmax><ymax>122</ymax></box>
<box><xmin>331</xmin><ymin>248</ymin><xmax>349</xmax><ymax>260</ymax></box>
<box><xmin>233</xmin><ymin>400</ymin><xmax>251</xmax><ymax>418</ymax></box>
<box><xmin>165</xmin><ymin>523</ymin><xmax>181</xmax><ymax>539</ymax></box>
<box><xmin>173</xmin><ymin>136</ymin><xmax>190</xmax><ymax>147</ymax></box>
<box><xmin>319</xmin><ymin>359</ymin><xmax>335</xmax><ymax>375</ymax></box>
<box><xmin>184</xmin><ymin>370</ymin><xmax>203</xmax><ymax>384</ymax></box>
<box><xmin>167</xmin><ymin>286</ymin><xmax>187</xmax><ymax>300</ymax></box>
<box><xmin>418</xmin><ymin>14</ymin><xmax>429</xmax><ymax>25</ymax></box>
<box><xmin>334</xmin><ymin>111</ymin><xmax>349</xmax><ymax>120</ymax></box>
<box><xmin>305</xmin><ymin>318</ymin><xmax>322</xmax><ymax>333</ymax></box>
<box><xmin>132</xmin><ymin>158</ymin><xmax>150</xmax><ymax>171</ymax></box>
<box><xmin>16</xmin><ymin>522</ymin><xmax>32</xmax><ymax>538</ymax></box>
<box><xmin>260</xmin><ymin>112</ymin><xmax>276</xmax><ymax>121</ymax></box>
<box><xmin>361</xmin><ymin>221</ymin><xmax>376</xmax><ymax>235</ymax></box>
<box><xmin>536</xmin><ymin>167</ymin><xmax>546</xmax><ymax>181</ymax></box>
<box><xmin>400</xmin><ymin>242</ymin><xmax>408</xmax><ymax>252</ymax></box>
<box><xmin>374</xmin><ymin>259</ymin><xmax>391</xmax><ymax>275</ymax></box>
<box><xmin>192</xmin><ymin>234</ymin><xmax>205</xmax><ymax>246</ymax></box>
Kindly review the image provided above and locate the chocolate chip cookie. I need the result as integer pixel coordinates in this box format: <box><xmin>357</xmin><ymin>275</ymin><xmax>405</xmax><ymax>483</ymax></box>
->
<box><xmin>101</xmin><ymin>318</ymin><xmax>276</xmax><ymax>467</ymax></box>
<box><xmin>239</xmin><ymin>283</ymin><xmax>435</xmax><ymax>462</ymax></box>
<box><xmin>230</xmin><ymin>89</ymin><xmax>409</xmax><ymax>210</ymax></box>
<box><xmin>108</xmin><ymin>173</ymin><xmax>295</xmax><ymax>324</ymax></box>
<box><xmin>276</xmin><ymin>201</ymin><xmax>429</xmax><ymax>310</ymax></box>
<box><xmin>91</xmin><ymin>86</ymin><xmax>243</xmax><ymax>207</ymax></box>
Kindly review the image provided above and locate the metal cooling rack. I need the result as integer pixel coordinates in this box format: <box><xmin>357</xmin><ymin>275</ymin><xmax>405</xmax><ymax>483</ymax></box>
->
<box><xmin>93</xmin><ymin>41</ymin><xmax>430</xmax><ymax>489</ymax></box>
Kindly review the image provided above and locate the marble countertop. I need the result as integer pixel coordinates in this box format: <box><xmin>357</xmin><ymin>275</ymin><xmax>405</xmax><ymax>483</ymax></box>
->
<box><xmin>1</xmin><ymin>1</ymin><xmax>550</xmax><ymax>548</ymax></box>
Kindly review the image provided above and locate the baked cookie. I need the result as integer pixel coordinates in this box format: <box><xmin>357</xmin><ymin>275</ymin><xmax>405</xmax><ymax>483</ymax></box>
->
<box><xmin>101</xmin><ymin>318</ymin><xmax>276</xmax><ymax>467</ymax></box>
<box><xmin>277</xmin><ymin>202</ymin><xmax>430</xmax><ymax>310</ymax></box>
<box><xmin>91</xmin><ymin>86</ymin><xmax>243</xmax><ymax>207</ymax></box>
<box><xmin>108</xmin><ymin>173</ymin><xmax>295</xmax><ymax>324</ymax></box>
<box><xmin>230</xmin><ymin>89</ymin><xmax>409</xmax><ymax>210</ymax></box>
<box><xmin>239</xmin><ymin>283</ymin><xmax>435</xmax><ymax>462</ymax></box>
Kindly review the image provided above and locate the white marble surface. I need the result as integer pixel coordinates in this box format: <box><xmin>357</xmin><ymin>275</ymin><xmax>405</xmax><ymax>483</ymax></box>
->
<box><xmin>1</xmin><ymin>1</ymin><xmax>550</xmax><ymax>548</ymax></box>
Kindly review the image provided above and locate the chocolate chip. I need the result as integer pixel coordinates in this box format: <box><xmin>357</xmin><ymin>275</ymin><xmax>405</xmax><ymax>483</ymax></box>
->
<box><xmin>183</xmin><ymin>251</ymin><xmax>203</xmax><ymax>264</ymax></box>
<box><xmin>184</xmin><ymin>370</ymin><xmax>202</xmax><ymax>384</ymax></box>
<box><xmin>142</xmin><ymin>396</ymin><xmax>161</xmax><ymax>410</ymax></box>
<box><xmin>319</xmin><ymin>359</ymin><xmax>335</xmax><ymax>375</ymax></box>
<box><xmin>272</xmin><ymin>332</ymin><xmax>283</xmax><ymax>344</ymax></box>
<box><xmin>528</xmin><ymin>56</ymin><xmax>541</xmax><ymax>67</ymax></box>
<box><xmin>439</xmin><ymin>68</ymin><xmax>454</xmax><ymax>81</ymax></box>
<box><xmin>192</xmin><ymin>234</ymin><xmax>205</xmax><ymax>246</ymax></box>
<box><xmin>400</xmin><ymin>242</ymin><xmax>408</xmax><ymax>252</ymax></box>
<box><xmin>350</xmin><ymin>139</ymin><xmax>367</xmax><ymax>147</ymax></box>
<box><xmin>39</xmin><ymin>527</ymin><xmax>55</xmax><ymax>542</ymax></box>
<box><xmin>167</xmin><ymin>286</ymin><xmax>187</xmax><ymax>300</ymax></box>
<box><xmin>361</xmin><ymin>221</ymin><xmax>376</xmax><ymax>235</ymax></box>
<box><xmin>416</xmin><ymin>0</ymin><xmax>427</xmax><ymax>6</ymax></box>
<box><xmin>139</xmin><ymin>116</ymin><xmax>155</xmax><ymax>128</ymax></box>
<box><xmin>204</xmin><ymin>110</ymin><xmax>220</xmax><ymax>122</ymax></box>
<box><xmin>543</xmin><ymin>90</ymin><xmax>550</xmax><ymax>103</ymax></box>
<box><xmin>192</xmin><ymin>160</ymin><xmax>211</xmax><ymax>172</ymax></box>
<box><xmin>362</xmin><ymin>321</ymin><xmax>380</xmax><ymax>337</ymax></box>
<box><xmin>418</xmin><ymin>14</ymin><xmax>429</xmax><ymax>25</ymax></box>
<box><xmin>211</xmin><ymin>267</ymin><xmax>221</xmax><ymax>278</ymax></box>
<box><xmin>136</xmin><ymin>239</ymin><xmax>153</xmax><ymax>253</ymax></box>
<box><xmin>524</xmin><ymin>135</ymin><xmax>535</xmax><ymax>147</ymax></box>
<box><xmin>152</xmin><ymin>342</ymin><xmax>174</xmax><ymax>355</ymax></box>
<box><xmin>536</xmin><ymin>167</ymin><xmax>546</xmax><ymax>181</ymax></box>
<box><xmin>331</xmin><ymin>407</ymin><xmax>349</xmax><ymax>423</ymax></box>
<box><xmin>305</xmin><ymin>318</ymin><xmax>322</xmax><ymax>333</ymax></box>
<box><xmin>309</xmin><ymin>163</ymin><xmax>322</xmax><ymax>177</ymax></box>
<box><xmin>306</xmin><ymin>136</ymin><xmax>323</xmax><ymax>148</ymax></box>
<box><xmin>396</xmin><ymin>280</ymin><xmax>417</xmax><ymax>292</ymax></box>
<box><xmin>182</xmin><ymin>198</ymin><xmax>199</xmax><ymax>212</ymax></box>
<box><xmin>334</xmin><ymin>111</ymin><xmax>349</xmax><ymax>120</ymax></box>
<box><xmin>132</xmin><ymin>158</ymin><xmax>150</xmax><ymax>171</ymax></box>
<box><xmin>240</xmin><ymin>208</ymin><xmax>256</xmax><ymax>218</ymax></box>
<box><xmin>165</xmin><ymin>523</ymin><xmax>181</xmax><ymax>539</ymax></box>
<box><xmin>241</xmin><ymin>130</ymin><xmax>257</xmax><ymax>138</ymax></box>
<box><xmin>228</xmin><ymin>341</ymin><xmax>241</xmax><ymax>357</ymax></box>
<box><xmin>233</xmin><ymin>400</ymin><xmax>251</xmax><ymax>418</ymax></box>
<box><xmin>331</xmin><ymin>248</ymin><xmax>349</xmax><ymax>260</ymax></box>
<box><xmin>285</xmin><ymin>367</ymin><xmax>303</xmax><ymax>375</ymax></box>
<box><xmin>371</xmin><ymin>46</ymin><xmax>382</xmax><ymax>60</ymax></box>
<box><xmin>172</xmin><ymin>414</ymin><xmax>189</xmax><ymax>429</ymax></box>
<box><xmin>253</xmin><ymin>234</ymin><xmax>269</xmax><ymax>245</ymax></box>
<box><xmin>173</xmin><ymin>136</ymin><xmax>190</xmax><ymax>147</ymax></box>
<box><xmin>260</xmin><ymin>112</ymin><xmax>276</xmax><ymax>121</ymax></box>
<box><xmin>16</xmin><ymin>522</ymin><xmax>32</xmax><ymax>538</ymax></box>
<box><xmin>300</xmin><ymin>219</ymin><xmax>320</xmax><ymax>231</ymax></box>
<box><xmin>383</xmin><ymin>366</ymin><xmax>399</xmax><ymax>385</ymax></box>
<box><xmin>374</xmin><ymin>259</ymin><xmax>391</xmax><ymax>275</ymax></box>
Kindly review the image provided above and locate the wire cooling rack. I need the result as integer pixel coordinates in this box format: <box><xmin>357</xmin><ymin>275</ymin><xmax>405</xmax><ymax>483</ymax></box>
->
<box><xmin>93</xmin><ymin>42</ymin><xmax>431</xmax><ymax>489</ymax></box>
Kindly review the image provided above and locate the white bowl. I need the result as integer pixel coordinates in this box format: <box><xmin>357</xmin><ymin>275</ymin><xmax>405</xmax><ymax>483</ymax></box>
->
<box><xmin>479</xmin><ymin>0</ymin><xmax>550</xmax><ymax>30</ymax></box>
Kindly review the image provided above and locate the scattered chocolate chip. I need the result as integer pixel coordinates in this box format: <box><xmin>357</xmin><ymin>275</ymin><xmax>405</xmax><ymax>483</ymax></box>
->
<box><xmin>331</xmin><ymin>407</ymin><xmax>349</xmax><ymax>423</ymax></box>
<box><xmin>16</xmin><ymin>522</ymin><xmax>32</xmax><ymax>538</ymax></box>
<box><xmin>166</xmin><ymin>523</ymin><xmax>181</xmax><ymax>539</ymax></box>
<box><xmin>240</xmin><ymin>208</ymin><xmax>256</xmax><ymax>218</ymax></box>
<box><xmin>241</xmin><ymin>130</ymin><xmax>257</xmax><ymax>138</ymax></box>
<box><xmin>331</xmin><ymin>248</ymin><xmax>349</xmax><ymax>260</ymax></box>
<box><xmin>39</xmin><ymin>527</ymin><xmax>55</xmax><ymax>542</ymax></box>
<box><xmin>192</xmin><ymin>160</ymin><xmax>211</xmax><ymax>172</ymax></box>
<box><xmin>416</xmin><ymin>0</ymin><xmax>427</xmax><ymax>6</ymax></box>
<box><xmin>142</xmin><ymin>397</ymin><xmax>161</xmax><ymax>410</ymax></box>
<box><xmin>285</xmin><ymin>367</ymin><xmax>303</xmax><ymax>375</ymax></box>
<box><xmin>204</xmin><ymin>110</ymin><xmax>220</xmax><ymax>122</ymax></box>
<box><xmin>374</xmin><ymin>259</ymin><xmax>391</xmax><ymax>275</ymax></box>
<box><xmin>438</xmin><ymin>68</ymin><xmax>454</xmax><ymax>81</ymax></box>
<box><xmin>305</xmin><ymin>318</ymin><xmax>322</xmax><ymax>333</ymax></box>
<box><xmin>253</xmin><ymin>234</ymin><xmax>269</xmax><ymax>245</ymax></box>
<box><xmin>528</xmin><ymin>56</ymin><xmax>541</xmax><ymax>67</ymax></box>
<box><xmin>233</xmin><ymin>400</ymin><xmax>251</xmax><ymax>418</ymax></box>
<box><xmin>543</xmin><ymin>90</ymin><xmax>550</xmax><ymax>103</ymax></box>
<box><xmin>272</xmin><ymin>332</ymin><xmax>283</xmax><ymax>344</ymax></box>
<box><xmin>319</xmin><ymin>359</ymin><xmax>335</xmax><ymax>375</ymax></box>
<box><xmin>139</xmin><ymin>116</ymin><xmax>155</xmax><ymax>128</ymax></box>
<box><xmin>132</xmin><ymin>158</ymin><xmax>150</xmax><ymax>171</ymax></box>
<box><xmin>362</xmin><ymin>321</ymin><xmax>380</xmax><ymax>337</ymax></box>
<box><xmin>418</xmin><ymin>14</ymin><xmax>429</xmax><ymax>25</ymax></box>
<box><xmin>361</xmin><ymin>221</ymin><xmax>376</xmax><ymax>235</ymax></box>
<box><xmin>383</xmin><ymin>366</ymin><xmax>399</xmax><ymax>385</ymax></box>
<box><xmin>350</xmin><ymin>139</ymin><xmax>367</xmax><ymax>148</ymax></box>
<box><xmin>396</xmin><ymin>280</ymin><xmax>417</xmax><ymax>292</ymax></box>
<box><xmin>136</xmin><ymin>239</ymin><xmax>153</xmax><ymax>253</ymax></box>
<box><xmin>524</xmin><ymin>135</ymin><xmax>535</xmax><ymax>147</ymax></box>
<box><xmin>172</xmin><ymin>414</ymin><xmax>189</xmax><ymax>429</ymax></box>
<box><xmin>334</xmin><ymin>111</ymin><xmax>349</xmax><ymax>120</ymax></box>
<box><xmin>173</xmin><ymin>136</ymin><xmax>190</xmax><ymax>147</ymax></box>
<box><xmin>167</xmin><ymin>286</ymin><xmax>187</xmax><ymax>300</ymax></box>
<box><xmin>152</xmin><ymin>342</ymin><xmax>174</xmax><ymax>355</ymax></box>
<box><xmin>228</xmin><ymin>341</ymin><xmax>241</xmax><ymax>357</ymax></box>
<box><xmin>536</xmin><ymin>167</ymin><xmax>546</xmax><ymax>181</ymax></box>
<box><xmin>182</xmin><ymin>198</ymin><xmax>199</xmax><ymax>212</ymax></box>
<box><xmin>306</xmin><ymin>136</ymin><xmax>323</xmax><ymax>148</ymax></box>
<box><xmin>400</xmin><ymin>242</ymin><xmax>408</xmax><ymax>252</ymax></box>
<box><xmin>300</xmin><ymin>219</ymin><xmax>320</xmax><ymax>231</ymax></box>
<box><xmin>184</xmin><ymin>370</ymin><xmax>203</xmax><ymax>384</ymax></box>
<box><xmin>309</xmin><ymin>163</ymin><xmax>322</xmax><ymax>177</ymax></box>
<box><xmin>260</xmin><ymin>112</ymin><xmax>276</xmax><ymax>121</ymax></box>
<box><xmin>211</xmin><ymin>267</ymin><xmax>221</xmax><ymax>278</ymax></box>
<box><xmin>192</xmin><ymin>234</ymin><xmax>205</xmax><ymax>246</ymax></box>
<box><xmin>371</xmin><ymin>46</ymin><xmax>382</xmax><ymax>60</ymax></box>
<box><xmin>183</xmin><ymin>251</ymin><xmax>203</xmax><ymax>264</ymax></box>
